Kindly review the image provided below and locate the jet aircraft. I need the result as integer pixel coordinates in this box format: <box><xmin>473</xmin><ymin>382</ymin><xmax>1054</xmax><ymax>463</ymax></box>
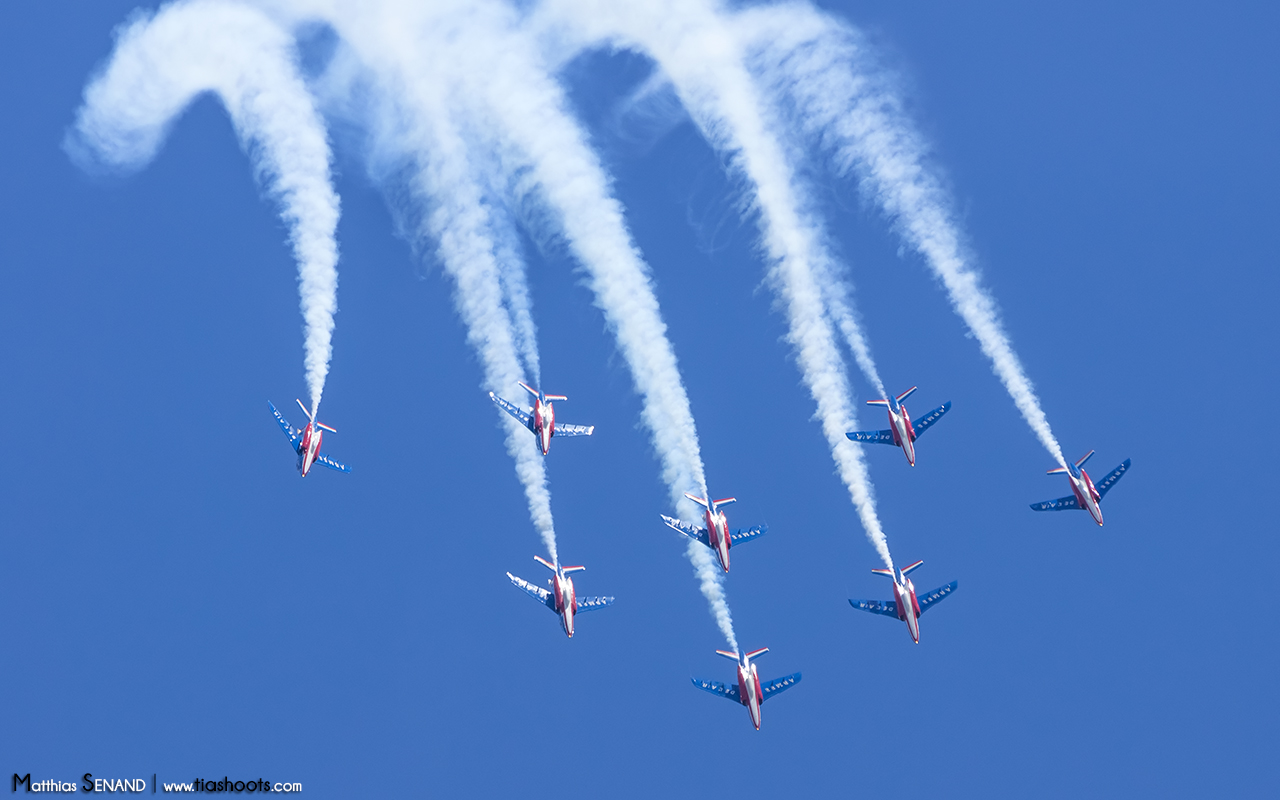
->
<box><xmin>661</xmin><ymin>493</ymin><xmax>766</xmax><ymax>573</ymax></box>
<box><xmin>691</xmin><ymin>647</ymin><xmax>801</xmax><ymax>731</ymax></box>
<box><xmin>1030</xmin><ymin>451</ymin><xmax>1131</xmax><ymax>526</ymax></box>
<box><xmin>507</xmin><ymin>555</ymin><xmax>613</xmax><ymax>638</ymax></box>
<box><xmin>269</xmin><ymin>399</ymin><xmax>350</xmax><ymax>477</ymax></box>
<box><xmin>490</xmin><ymin>383</ymin><xmax>594</xmax><ymax>455</ymax></box>
<box><xmin>846</xmin><ymin>386</ymin><xmax>951</xmax><ymax>466</ymax></box>
<box><xmin>849</xmin><ymin>560</ymin><xmax>957</xmax><ymax>644</ymax></box>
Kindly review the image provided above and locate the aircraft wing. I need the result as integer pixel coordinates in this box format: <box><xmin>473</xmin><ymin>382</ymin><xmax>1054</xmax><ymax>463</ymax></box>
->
<box><xmin>729</xmin><ymin>524</ymin><xmax>767</xmax><ymax>545</ymax></box>
<box><xmin>552</xmin><ymin>422</ymin><xmax>595</xmax><ymax>438</ymax></box>
<box><xmin>575</xmin><ymin>595</ymin><xmax>613</xmax><ymax>613</ymax></box>
<box><xmin>315</xmin><ymin>453</ymin><xmax>351</xmax><ymax>473</ymax></box>
<box><xmin>268</xmin><ymin>401</ymin><xmax>302</xmax><ymax>450</ymax></box>
<box><xmin>489</xmin><ymin>392</ymin><xmax>533</xmax><ymax>432</ymax></box>
<box><xmin>661</xmin><ymin>515</ymin><xmax>710</xmax><ymax>548</ymax></box>
<box><xmin>507</xmin><ymin>572</ymin><xmax>556</xmax><ymax>612</ymax></box>
<box><xmin>1030</xmin><ymin>495</ymin><xmax>1080</xmax><ymax>512</ymax></box>
<box><xmin>912</xmin><ymin>401</ymin><xmax>951</xmax><ymax>438</ymax></box>
<box><xmin>918</xmin><ymin>581</ymin><xmax>958</xmax><ymax>614</ymax></box>
<box><xmin>760</xmin><ymin>672</ymin><xmax>802</xmax><ymax>703</ymax></box>
<box><xmin>849</xmin><ymin>597</ymin><xmax>899</xmax><ymax>618</ymax></box>
<box><xmin>846</xmin><ymin>429</ymin><xmax>896</xmax><ymax>445</ymax></box>
<box><xmin>1095</xmin><ymin>459</ymin><xmax>1131</xmax><ymax>498</ymax></box>
<box><xmin>691</xmin><ymin>677</ymin><xmax>741</xmax><ymax>704</ymax></box>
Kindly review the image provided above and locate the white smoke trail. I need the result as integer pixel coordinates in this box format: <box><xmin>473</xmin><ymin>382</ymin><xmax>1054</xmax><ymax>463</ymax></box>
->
<box><xmin>738</xmin><ymin>5</ymin><xmax>1068</xmax><ymax>468</ymax></box>
<box><xmin>538</xmin><ymin>0</ymin><xmax>895</xmax><ymax>569</ymax></box>
<box><xmin>282</xmin><ymin>0</ymin><xmax>733</xmax><ymax>640</ymax></box>
<box><xmin>70</xmin><ymin>0</ymin><xmax>341</xmax><ymax>414</ymax></box>
<box><xmin>454</xmin><ymin>0</ymin><xmax>740</xmax><ymax>649</ymax></box>
<box><xmin>313</xmin><ymin>15</ymin><xmax>563</xmax><ymax>562</ymax></box>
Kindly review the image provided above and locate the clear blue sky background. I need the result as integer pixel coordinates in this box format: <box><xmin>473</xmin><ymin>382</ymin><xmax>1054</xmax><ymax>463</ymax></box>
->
<box><xmin>2</xmin><ymin>2</ymin><xmax>1277</xmax><ymax>797</ymax></box>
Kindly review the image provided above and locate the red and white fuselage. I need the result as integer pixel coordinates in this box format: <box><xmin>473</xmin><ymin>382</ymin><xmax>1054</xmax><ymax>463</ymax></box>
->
<box><xmin>873</xmin><ymin>561</ymin><xmax>924</xmax><ymax>643</ymax></box>
<box><xmin>886</xmin><ymin>404</ymin><xmax>917</xmax><ymax>467</ymax></box>
<box><xmin>532</xmin><ymin>395</ymin><xmax>555</xmax><ymax>455</ymax></box>
<box><xmin>716</xmin><ymin>647</ymin><xmax>769</xmax><ymax>730</ymax></box>
<box><xmin>299</xmin><ymin>421</ymin><xmax>323</xmax><ymax>477</ymax></box>
<box><xmin>520</xmin><ymin>382</ymin><xmax>567</xmax><ymax>456</ymax></box>
<box><xmin>535</xmin><ymin>555</ymin><xmax>581</xmax><ymax>637</ymax></box>
<box><xmin>1047</xmin><ymin>451</ymin><xmax>1106</xmax><ymax>525</ymax></box>
<box><xmin>686</xmin><ymin>493</ymin><xmax>737</xmax><ymax>572</ymax></box>
<box><xmin>1068</xmin><ymin>468</ymin><xmax>1104</xmax><ymax>525</ymax></box>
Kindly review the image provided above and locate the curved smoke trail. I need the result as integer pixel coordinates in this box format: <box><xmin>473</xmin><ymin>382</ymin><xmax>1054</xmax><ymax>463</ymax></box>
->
<box><xmin>737</xmin><ymin>4</ymin><xmax>1068</xmax><ymax>468</ymax></box>
<box><xmin>539</xmin><ymin>0</ymin><xmax>896</xmax><ymax>569</ymax></box>
<box><xmin>314</xmin><ymin>15</ymin><xmax>562</xmax><ymax>562</ymax></box>
<box><xmin>70</xmin><ymin>0</ymin><xmax>341</xmax><ymax>414</ymax></box>
<box><xmin>283</xmin><ymin>0</ymin><xmax>736</xmax><ymax>645</ymax></box>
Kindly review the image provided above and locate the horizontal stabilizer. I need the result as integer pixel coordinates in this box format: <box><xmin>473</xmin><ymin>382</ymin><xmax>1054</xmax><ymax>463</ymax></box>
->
<box><xmin>918</xmin><ymin>581</ymin><xmax>958</xmax><ymax>614</ymax></box>
<box><xmin>317</xmin><ymin>422</ymin><xmax>337</xmax><ymax>434</ymax></box>
<box><xmin>895</xmin><ymin>386</ymin><xmax>918</xmax><ymax>403</ymax></box>
<box><xmin>561</xmin><ymin>565</ymin><xmax>586</xmax><ymax>575</ymax></box>
<box><xmin>1030</xmin><ymin>495</ymin><xmax>1080</xmax><ymax>512</ymax></box>
<box><xmin>870</xmin><ymin>568</ymin><xmax>894</xmax><ymax>578</ymax></box>
<box><xmin>575</xmin><ymin>595</ymin><xmax>613</xmax><ymax>613</ymax></box>
<box><xmin>715</xmin><ymin>649</ymin><xmax>740</xmax><ymax>662</ymax></box>
<box><xmin>728</xmin><ymin>524</ymin><xmax>767</xmax><ymax>545</ymax></box>
<box><xmin>533</xmin><ymin>555</ymin><xmax>556</xmax><ymax>571</ymax></box>
<box><xmin>684</xmin><ymin>493</ymin><xmax>710</xmax><ymax>510</ymax></box>
<box><xmin>518</xmin><ymin>382</ymin><xmax>538</xmax><ymax>398</ymax></box>
<box><xmin>760</xmin><ymin>672</ymin><xmax>802</xmax><ymax>703</ymax></box>
<box><xmin>901</xmin><ymin>559</ymin><xmax>924</xmax><ymax>576</ymax></box>
<box><xmin>507</xmin><ymin>572</ymin><xmax>556</xmax><ymax>611</ymax></box>
<box><xmin>866</xmin><ymin>398</ymin><xmax>890</xmax><ymax>407</ymax></box>
<box><xmin>849</xmin><ymin>597</ymin><xmax>899</xmax><ymax>618</ymax></box>
<box><xmin>846</xmin><ymin>429</ymin><xmax>896</xmax><ymax>445</ymax></box>
<box><xmin>490</xmin><ymin>392</ymin><xmax>534</xmax><ymax>431</ymax></box>
<box><xmin>1075</xmin><ymin>450</ymin><xmax>1096</xmax><ymax>468</ymax></box>
<box><xmin>661</xmin><ymin>515</ymin><xmax>710</xmax><ymax>548</ymax></box>
<box><xmin>713</xmin><ymin>497</ymin><xmax>737</xmax><ymax>508</ymax></box>
<box><xmin>551</xmin><ymin>422</ymin><xmax>594</xmax><ymax>437</ymax></box>
<box><xmin>1046</xmin><ymin>465</ymin><xmax>1069</xmax><ymax>475</ymax></box>
<box><xmin>295</xmin><ymin>398</ymin><xmax>312</xmax><ymax>419</ymax></box>
<box><xmin>314</xmin><ymin>453</ymin><xmax>350</xmax><ymax>473</ymax></box>
<box><xmin>268</xmin><ymin>401</ymin><xmax>302</xmax><ymax>448</ymax></box>
<box><xmin>912</xmin><ymin>401</ymin><xmax>951</xmax><ymax>438</ymax></box>
<box><xmin>745</xmin><ymin>647</ymin><xmax>769</xmax><ymax>660</ymax></box>
<box><xmin>1095</xmin><ymin>459</ymin><xmax>1131</xmax><ymax>499</ymax></box>
<box><xmin>691</xmin><ymin>677</ymin><xmax>741</xmax><ymax>704</ymax></box>
<box><xmin>544</xmin><ymin>394</ymin><xmax>567</xmax><ymax>402</ymax></box>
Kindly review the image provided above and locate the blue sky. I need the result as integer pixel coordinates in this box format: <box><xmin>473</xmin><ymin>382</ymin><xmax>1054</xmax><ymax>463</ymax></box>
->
<box><xmin>2</xmin><ymin>2</ymin><xmax>1278</xmax><ymax>797</ymax></box>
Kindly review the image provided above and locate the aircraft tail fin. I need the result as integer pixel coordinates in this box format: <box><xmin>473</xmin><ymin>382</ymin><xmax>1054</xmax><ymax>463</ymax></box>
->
<box><xmin>871</xmin><ymin>567</ymin><xmax>895</xmax><ymax>578</ymax></box>
<box><xmin>560</xmin><ymin>565</ymin><xmax>586</xmax><ymax>575</ymax></box>
<box><xmin>895</xmin><ymin>386</ymin><xmax>919</xmax><ymax>403</ymax></box>
<box><xmin>901</xmin><ymin>559</ymin><xmax>924</xmax><ymax>576</ymax></box>
<box><xmin>533</xmin><ymin>555</ymin><xmax>556</xmax><ymax>572</ymax></box>
<box><xmin>1075</xmin><ymin>450</ymin><xmax>1096</xmax><ymax>468</ymax></box>
<box><xmin>745</xmin><ymin>647</ymin><xmax>769</xmax><ymax>661</ymax></box>
<box><xmin>714</xmin><ymin>649</ymin><xmax>739</xmax><ymax>662</ymax></box>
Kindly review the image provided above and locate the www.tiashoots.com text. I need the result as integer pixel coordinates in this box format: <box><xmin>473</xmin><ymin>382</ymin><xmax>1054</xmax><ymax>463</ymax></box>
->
<box><xmin>12</xmin><ymin>774</ymin><xmax>302</xmax><ymax>793</ymax></box>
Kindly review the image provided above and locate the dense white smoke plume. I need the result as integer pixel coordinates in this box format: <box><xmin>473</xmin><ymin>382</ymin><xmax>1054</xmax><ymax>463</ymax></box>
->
<box><xmin>300</xmin><ymin>0</ymin><xmax>738</xmax><ymax>649</ymax></box>
<box><xmin>737</xmin><ymin>4</ymin><xmax>1068</xmax><ymax>468</ymax></box>
<box><xmin>315</xmin><ymin>8</ymin><xmax>562</xmax><ymax>562</ymax></box>
<box><xmin>537</xmin><ymin>0</ymin><xmax>897</xmax><ymax>569</ymax></box>
<box><xmin>70</xmin><ymin>0</ymin><xmax>341</xmax><ymax>414</ymax></box>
